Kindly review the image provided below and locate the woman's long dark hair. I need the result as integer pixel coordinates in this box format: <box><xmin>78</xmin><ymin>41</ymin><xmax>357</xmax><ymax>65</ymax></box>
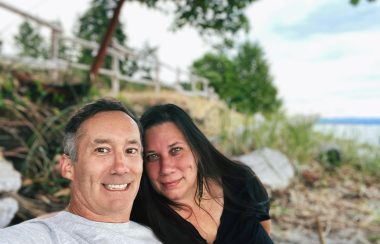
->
<box><xmin>131</xmin><ymin>104</ymin><xmax>266</xmax><ymax>244</ymax></box>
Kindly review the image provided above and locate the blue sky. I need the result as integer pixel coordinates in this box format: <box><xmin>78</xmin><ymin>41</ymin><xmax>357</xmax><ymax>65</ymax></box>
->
<box><xmin>247</xmin><ymin>0</ymin><xmax>380</xmax><ymax>117</ymax></box>
<box><xmin>1</xmin><ymin>0</ymin><xmax>379</xmax><ymax>117</ymax></box>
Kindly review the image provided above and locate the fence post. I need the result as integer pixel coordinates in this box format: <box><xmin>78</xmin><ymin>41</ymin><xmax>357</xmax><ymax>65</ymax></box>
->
<box><xmin>190</xmin><ymin>73</ymin><xmax>196</xmax><ymax>94</ymax></box>
<box><xmin>202</xmin><ymin>78</ymin><xmax>209</xmax><ymax>98</ymax></box>
<box><xmin>49</xmin><ymin>28</ymin><xmax>59</xmax><ymax>81</ymax></box>
<box><xmin>175</xmin><ymin>67</ymin><xmax>182</xmax><ymax>91</ymax></box>
<box><xmin>154</xmin><ymin>56</ymin><xmax>160</xmax><ymax>94</ymax></box>
<box><xmin>111</xmin><ymin>53</ymin><xmax>120</xmax><ymax>96</ymax></box>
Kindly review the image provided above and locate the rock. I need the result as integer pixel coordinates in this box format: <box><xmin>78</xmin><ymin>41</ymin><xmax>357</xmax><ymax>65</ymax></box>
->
<box><xmin>0</xmin><ymin>151</ymin><xmax>22</xmax><ymax>228</ymax></box>
<box><xmin>0</xmin><ymin>197</ymin><xmax>18</xmax><ymax>228</ymax></box>
<box><xmin>0</xmin><ymin>152</ymin><xmax>22</xmax><ymax>192</ymax></box>
<box><xmin>318</xmin><ymin>144</ymin><xmax>342</xmax><ymax>169</ymax></box>
<box><xmin>235</xmin><ymin>148</ymin><xmax>294</xmax><ymax>190</ymax></box>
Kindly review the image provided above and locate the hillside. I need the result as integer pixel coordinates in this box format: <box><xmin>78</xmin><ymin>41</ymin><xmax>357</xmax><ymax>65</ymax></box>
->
<box><xmin>1</xmin><ymin>67</ymin><xmax>379</xmax><ymax>243</ymax></box>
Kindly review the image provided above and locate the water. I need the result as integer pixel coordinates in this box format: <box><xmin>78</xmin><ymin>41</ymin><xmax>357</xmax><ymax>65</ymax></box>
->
<box><xmin>314</xmin><ymin>118</ymin><xmax>380</xmax><ymax>145</ymax></box>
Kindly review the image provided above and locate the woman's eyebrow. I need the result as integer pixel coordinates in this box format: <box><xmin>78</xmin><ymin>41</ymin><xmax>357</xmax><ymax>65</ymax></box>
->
<box><xmin>168</xmin><ymin>141</ymin><xmax>184</xmax><ymax>148</ymax></box>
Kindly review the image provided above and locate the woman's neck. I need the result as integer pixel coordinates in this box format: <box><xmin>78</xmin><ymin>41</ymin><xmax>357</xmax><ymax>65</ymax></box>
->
<box><xmin>174</xmin><ymin>179</ymin><xmax>224</xmax><ymax>244</ymax></box>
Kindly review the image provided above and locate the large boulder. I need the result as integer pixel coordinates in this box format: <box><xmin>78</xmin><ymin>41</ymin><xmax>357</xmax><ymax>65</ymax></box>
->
<box><xmin>0</xmin><ymin>156</ymin><xmax>22</xmax><ymax>192</ymax></box>
<box><xmin>235</xmin><ymin>148</ymin><xmax>295</xmax><ymax>190</ymax></box>
<box><xmin>0</xmin><ymin>151</ymin><xmax>22</xmax><ymax>228</ymax></box>
<box><xmin>0</xmin><ymin>197</ymin><xmax>18</xmax><ymax>228</ymax></box>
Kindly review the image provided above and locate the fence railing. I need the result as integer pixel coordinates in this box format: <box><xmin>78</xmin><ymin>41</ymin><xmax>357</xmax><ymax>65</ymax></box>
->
<box><xmin>0</xmin><ymin>0</ymin><xmax>217</xmax><ymax>99</ymax></box>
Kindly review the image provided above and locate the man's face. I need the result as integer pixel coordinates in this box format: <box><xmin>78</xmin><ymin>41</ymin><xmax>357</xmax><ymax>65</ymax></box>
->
<box><xmin>61</xmin><ymin>111</ymin><xmax>143</xmax><ymax>222</ymax></box>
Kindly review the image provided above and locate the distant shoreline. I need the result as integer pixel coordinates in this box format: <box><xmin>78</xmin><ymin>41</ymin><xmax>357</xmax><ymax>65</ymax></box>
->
<box><xmin>318</xmin><ymin>118</ymin><xmax>380</xmax><ymax>125</ymax></box>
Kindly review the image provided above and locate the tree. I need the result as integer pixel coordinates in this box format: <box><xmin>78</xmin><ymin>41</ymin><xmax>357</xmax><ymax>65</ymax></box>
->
<box><xmin>192</xmin><ymin>41</ymin><xmax>281</xmax><ymax>114</ymax></box>
<box><xmin>75</xmin><ymin>0</ymin><xmax>260</xmax><ymax>83</ymax></box>
<box><xmin>134</xmin><ymin>0</ymin><xmax>258</xmax><ymax>42</ymax></box>
<box><xmin>164</xmin><ymin>0</ymin><xmax>255</xmax><ymax>37</ymax></box>
<box><xmin>14</xmin><ymin>20</ymin><xmax>47</xmax><ymax>58</ymax></box>
<box><xmin>76</xmin><ymin>0</ymin><xmax>258</xmax><ymax>48</ymax></box>
<box><xmin>350</xmin><ymin>0</ymin><xmax>377</xmax><ymax>5</ymax></box>
<box><xmin>75</xmin><ymin>0</ymin><xmax>127</xmax><ymax>69</ymax></box>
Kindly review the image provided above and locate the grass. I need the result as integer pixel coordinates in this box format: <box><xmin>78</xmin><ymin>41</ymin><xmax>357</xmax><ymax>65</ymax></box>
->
<box><xmin>1</xmin><ymin>65</ymin><xmax>380</xmax><ymax>225</ymax></box>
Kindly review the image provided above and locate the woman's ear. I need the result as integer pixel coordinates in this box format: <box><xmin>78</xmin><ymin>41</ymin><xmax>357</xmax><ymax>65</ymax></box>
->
<box><xmin>60</xmin><ymin>154</ymin><xmax>74</xmax><ymax>180</ymax></box>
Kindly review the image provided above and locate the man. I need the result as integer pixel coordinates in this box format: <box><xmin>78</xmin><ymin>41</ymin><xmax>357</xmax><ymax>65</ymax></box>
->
<box><xmin>0</xmin><ymin>98</ymin><xmax>161</xmax><ymax>244</ymax></box>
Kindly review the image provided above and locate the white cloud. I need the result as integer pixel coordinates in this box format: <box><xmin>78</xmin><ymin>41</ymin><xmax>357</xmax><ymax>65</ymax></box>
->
<box><xmin>247</xmin><ymin>0</ymin><xmax>380</xmax><ymax>117</ymax></box>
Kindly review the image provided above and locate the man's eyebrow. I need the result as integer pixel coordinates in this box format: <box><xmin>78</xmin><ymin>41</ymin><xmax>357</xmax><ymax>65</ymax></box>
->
<box><xmin>92</xmin><ymin>138</ymin><xmax>141</xmax><ymax>145</ymax></box>
<box><xmin>127</xmin><ymin>139</ymin><xmax>141</xmax><ymax>146</ymax></box>
<box><xmin>93</xmin><ymin>138</ymin><xmax>111</xmax><ymax>144</ymax></box>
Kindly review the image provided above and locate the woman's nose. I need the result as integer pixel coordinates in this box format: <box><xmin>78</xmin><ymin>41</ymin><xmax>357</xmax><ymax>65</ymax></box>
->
<box><xmin>159</xmin><ymin>156</ymin><xmax>175</xmax><ymax>176</ymax></box>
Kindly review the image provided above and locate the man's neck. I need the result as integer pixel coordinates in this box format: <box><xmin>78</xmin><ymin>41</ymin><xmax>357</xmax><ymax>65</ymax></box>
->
<box><xmin>67</xmin><ymin>202</ymin><xmax>131</xmax><ymax>223</ymax></box>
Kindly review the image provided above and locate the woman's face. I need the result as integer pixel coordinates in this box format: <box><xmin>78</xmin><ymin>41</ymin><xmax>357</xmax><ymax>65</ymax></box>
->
<box><xmin>144</xmin><ymin>122</ymin><xmax>198</xmax><ymax>203</ymax></box>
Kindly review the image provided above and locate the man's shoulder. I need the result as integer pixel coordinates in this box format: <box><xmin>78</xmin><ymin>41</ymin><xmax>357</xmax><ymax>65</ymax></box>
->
<box><xmin>0</xmin><ymin>212</ymin><xmax>162</xmax><ymax>244</ymax></box>
<box><xmin>0</xmin><ymin>218</ymin><xmax>55</xmax><ymax>244</ymax></box>
<box><xmin>123</xmin><ymin>221</ymin><xmax>162</xmax><ymax>243</ymax></box>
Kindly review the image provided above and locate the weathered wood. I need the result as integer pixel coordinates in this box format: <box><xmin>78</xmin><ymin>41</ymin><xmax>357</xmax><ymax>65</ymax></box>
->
<box><xmin>0</xmin><ymin>1</ymin><xmax>62</xmax><ymax>32</ymax></box>
<box><xmin>0</xmin><ymin>2</ymin><xmax>216</xmax><ymax>99</ymax></box>
<box><xmin>90</xmin><ymin>0</ymin><xmax>125</xmax><ymax>82</ymax></box>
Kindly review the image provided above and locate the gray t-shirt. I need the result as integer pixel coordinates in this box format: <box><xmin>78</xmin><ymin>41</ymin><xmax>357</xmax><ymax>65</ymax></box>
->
<box><xmin>0</xmin><ymin>211</ymin><xmax>161</xmax><ymax>244</ymax></box>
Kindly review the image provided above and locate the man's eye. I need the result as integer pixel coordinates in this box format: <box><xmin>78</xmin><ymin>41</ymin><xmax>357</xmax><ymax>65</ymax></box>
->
<box><xmin>126</xmin><ymin>148</ymin><xmax>138</xmax><ymax>154</ymax></box>
<box><xmin>145</xmin><ymin>153</ymin><xmax>159</xmax><ymax>162</ymax></box>
<box><xmin>95</xmin><ymin>147</ymin><xmax>110</xmax><ymax>153</ymax></box>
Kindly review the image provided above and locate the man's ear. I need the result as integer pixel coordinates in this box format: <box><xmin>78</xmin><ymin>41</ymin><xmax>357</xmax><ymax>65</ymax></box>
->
<box><xmin>60</xmin><ymin>154</ymin><xmax>74</xmax><ymax>180</ymax></box>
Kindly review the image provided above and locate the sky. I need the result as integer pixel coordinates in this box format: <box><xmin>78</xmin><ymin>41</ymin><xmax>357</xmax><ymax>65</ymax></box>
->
<box><xmin>1</xmin><ymin>0</ymin><xmax>379</xmax><ymax>118</ymax></box>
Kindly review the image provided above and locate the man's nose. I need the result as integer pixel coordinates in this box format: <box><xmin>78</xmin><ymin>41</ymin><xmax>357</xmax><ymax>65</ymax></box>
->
<box><xmin>111</xmin><ymin>152</ymin><xmax>130</xmax><ymax>175</ymax></box>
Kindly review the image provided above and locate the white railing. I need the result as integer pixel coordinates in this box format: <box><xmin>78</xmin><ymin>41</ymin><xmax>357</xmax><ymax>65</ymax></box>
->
<box><xmin>0</xmin><ymin>0</ymin><xmax>217</xmax><ymax>98</ymax></box>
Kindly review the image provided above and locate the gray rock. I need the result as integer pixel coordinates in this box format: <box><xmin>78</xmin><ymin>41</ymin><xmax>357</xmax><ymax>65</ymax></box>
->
<box><xmin>0</xmin><ymin>154</ymin><xmax>22</xmax><ymax>192</ymax></box>
<box><xmin>0</xmin><ymin>152</ymin><xmax>22</xmax><ymax>228</ymax></box>
<box><xmin>235</xmin><ymin>148</ymin><xmax>294</xmax><ymax>190</ymax></box>
<box><xmin>0</xmin><ymin>197</ymin><xmax>18</xmax><ymax>228</ymax></box>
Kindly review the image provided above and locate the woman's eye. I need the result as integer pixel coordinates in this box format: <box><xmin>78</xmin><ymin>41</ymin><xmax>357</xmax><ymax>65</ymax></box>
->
<box><xmin>145</xmin><ymin>153</ymin><xmax>159</xmax><ymax>162</ymax></box>
<box><xmin>170</xmin><ymin>147</ymin><xmax>182</xmax><ymax>155</ymax></box>
<box><xmin>126</xmin><ymin>148</ymin><xmax>138</xmax><ymax>154</ymax></box>
<box><xmin>95</xmin><ymin>147</ymin><xmax>110</xmax><ymax>153</ymax></box>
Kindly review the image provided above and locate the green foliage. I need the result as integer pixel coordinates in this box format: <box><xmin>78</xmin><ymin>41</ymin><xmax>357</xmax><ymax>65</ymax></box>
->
<box><xmin>318</xmin><ymin>147</ymin><xmax>343</xmax><ymax>170</ymax></box>
<box><xmin>168</xmin><ymin>0</ymin><xmax>255</xmax><ymax>37</ymax></box>
<box><xmin>14</xmin><ymin>20</ymin><xmax>48</xmax><ymax>58</ymax></box>
<box><xmin>75</xmin><ymin>0</ymin><xmax>127</xmax><ymax>69</ymax></box>
<box><xmin>77</xmin><ymin>0</ymin><xmax>256</xmax><ymax>48</ymax></box>
<box><xmin>192</xmin><ymin>41</ymin><xmax>281</xmax><ymax>114</ymax></box>
<box><xmin>213</xmin><ymin>111</ymin><xmax>380</xmax><ymax>178</ymax></box>
<box><xmin>350</xmin><ymin>0</ymin><xmax>377</xmax><ymax>5</ymax></box>
<box><xmin>0</xmin><ymin>71</ymin><xmax>15</xmax><ymax>107</ymax></box>
<box><xmin>132</xmin><ymin>43</ymin><xmax>159</xmax><ymax>81</ymax></box>
<box><xmin>130</xmin><ymin>0</ymin><xmax>256</xmax><ymax>38</ymax></box>
<box><xmin>76</xmin><ymin>0</ymin><xmax>126</xmax><ymax>44</ymax></box>
<box><xmin>334</xmin><ymin>138</ymin><xmax>380</xmax><ymax>176</ymax></box>
<box><xmin>74</xmin><ymin>0</ymin><xmax>259</xmax><ymax>83</ymax></box>
<box><xmin>241</xmin><ymin>113</ymin><xmax>321</xmax><ymax>164</ymax></box>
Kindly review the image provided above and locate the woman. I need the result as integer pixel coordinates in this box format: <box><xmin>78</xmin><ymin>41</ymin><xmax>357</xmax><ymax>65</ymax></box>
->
<box><xmin>131</xmin><ymin>104</ymin><xmax>273</xmax><ymax>244</ymax></box>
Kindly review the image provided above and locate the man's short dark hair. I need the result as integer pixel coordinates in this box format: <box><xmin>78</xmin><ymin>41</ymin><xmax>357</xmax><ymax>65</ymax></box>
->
<box><xmin>63</xmin><ymin>98</ymin><xmax>142</xmax><ymax>162</ymax></box>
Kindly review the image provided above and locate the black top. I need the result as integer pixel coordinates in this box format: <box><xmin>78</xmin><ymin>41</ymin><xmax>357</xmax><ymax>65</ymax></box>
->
<box><xmin>193</xmin><ymin>172</ymin><xmax>273</xmax><ymax>243</ymax></box>
<box><xmin>131</xmin><ymin>167</ymin><xmax>273</xmax><ymax>244</ymax></box>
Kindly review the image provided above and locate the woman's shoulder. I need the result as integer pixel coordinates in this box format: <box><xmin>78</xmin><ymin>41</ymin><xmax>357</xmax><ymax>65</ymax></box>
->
<box><xmin>223</xmin><ymin>162</ymin><xmax>258</xmax><ymax>187</ymax></box>
<box><xmin>222</xmin><ymin>163</ymin><xmax>270</xmax><ymax>209</ymax></box>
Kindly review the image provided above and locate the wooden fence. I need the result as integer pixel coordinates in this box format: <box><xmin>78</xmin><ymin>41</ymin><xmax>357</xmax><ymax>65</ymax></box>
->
<box><xmin>0</xmin><ymin>1</ymin><xmax>216</xmax><ymax>98</ymax></box>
